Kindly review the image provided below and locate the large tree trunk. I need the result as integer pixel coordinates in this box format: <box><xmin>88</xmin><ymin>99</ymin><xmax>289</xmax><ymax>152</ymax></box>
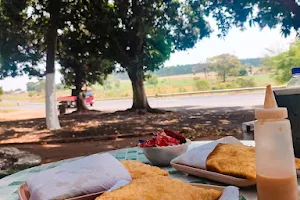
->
<box><xmin>127</xmin><ymin>67</ymin><xmax>150</xmax><ymax>110</ymax></box>
<box><xmin>74</xmin><ymin>68</ymin><xmax>88</xmax><ymax>112</ymax></box>
<box><xmin>45</xmin><ymin>0</ymin><xmax>61</xmax><ymax>130</ymax></box>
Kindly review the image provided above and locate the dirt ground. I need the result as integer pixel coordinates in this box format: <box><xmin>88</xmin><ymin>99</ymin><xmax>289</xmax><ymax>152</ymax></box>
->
<box><xmin>0</xmin><ymin>107</ymin><xmax>255</xmax><ymax>163</ymax></box>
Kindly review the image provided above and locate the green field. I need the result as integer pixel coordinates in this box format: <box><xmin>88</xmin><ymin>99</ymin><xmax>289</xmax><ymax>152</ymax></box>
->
<box><xmin>2</xmin><ymin>73</ymin><xmax>278</xmax><ymax>102</ymax></box>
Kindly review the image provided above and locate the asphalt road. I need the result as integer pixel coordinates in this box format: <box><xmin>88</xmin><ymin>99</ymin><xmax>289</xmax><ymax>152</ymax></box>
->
<box><xmin>2</xmin><ymin>92</ymin><xmax>264</xmax><ymax>112</ymax></box>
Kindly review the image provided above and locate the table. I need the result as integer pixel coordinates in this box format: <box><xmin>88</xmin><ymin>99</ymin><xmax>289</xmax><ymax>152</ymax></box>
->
<box><xmin>0</xmin><ymin>140</ymin><xmax>296</xmax><ymax>200</ymax></box>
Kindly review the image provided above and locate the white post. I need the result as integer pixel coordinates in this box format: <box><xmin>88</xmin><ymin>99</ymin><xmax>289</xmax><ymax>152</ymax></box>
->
<box><xmin>46</xmin><ymin>73</ymin><xmax>61</xmax><ymax>130</ymax></box>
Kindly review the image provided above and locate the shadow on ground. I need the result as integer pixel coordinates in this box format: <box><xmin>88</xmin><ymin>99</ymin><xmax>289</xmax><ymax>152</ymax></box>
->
<box><xmin>0</xmin><ymin>106</ymin><xmax>255</xmax><ymax>144</ymax></box>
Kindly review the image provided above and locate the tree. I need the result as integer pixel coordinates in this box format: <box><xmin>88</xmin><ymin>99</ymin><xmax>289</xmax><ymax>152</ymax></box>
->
<box><xmin>87</xmin><ymin>0</ymin><xmax>211</xmax><ymax>112</ymax></box>
<box><xmin>58</xmin><ymin>29</ymin><xmax>114</xmax><ymax>112</ymax></box>
<box><xmin>208</xmin><ymin>54</ymin><xmax>243</xmax><ymax>82</ymax></box>
<box><xmin>263</xmin><ymin>40</ymin><xmax>300</xmax><ymax>84</ymax></box>
<box><xmin>239</xmin><ymin>68</ymin><xmax>248</xmax><ymax>76</ymax></box>
<box><xmin>202</xmin><ymin>0</ymin><xmax>300</xmax><ymax>36</ymax></box>
<box><xmin>0</xmin><ymin>87</ymin><xmax>3</xmax><ymax>101</ymax></box>
<box><xmin>6</xmin><ymin>0</ymin><xmax>92</xmax><ymax>129</ymax></box>
<box><xmin>0</xmin><ymin>1</ymin><xmax>42</xmax><ymax>79</ymax></box>
<box><xmin>27</xmin><ymin>82</ymin><xmax>37</xmax><ymax>92</ymax></box>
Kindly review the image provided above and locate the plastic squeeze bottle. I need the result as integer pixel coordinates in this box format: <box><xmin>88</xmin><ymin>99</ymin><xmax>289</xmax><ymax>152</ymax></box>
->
<box><xmin>255</xmin><ymin>85</ymin><xmax>298</xmax><ymax>200</ymax></box>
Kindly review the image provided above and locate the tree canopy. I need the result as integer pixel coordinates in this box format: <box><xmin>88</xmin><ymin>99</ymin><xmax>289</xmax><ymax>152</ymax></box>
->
<box><xmin>86</xmin><ymin>0</ymin><xmax>212</xmax><ymax>111</ymax></box>
<box><xmin>263</xmin><ymin>40</ymin><xmax>300</xmax><ymax>84</ymax></box>
<box><xmin>201</xmin><ymin>0</ymin><xmax>300</xmax><ymax>36</ymax></box>
<box><xmin>0</xmin><ymin>0</ymin><xmax>42</xmax><ymax>79</ymax></box>
<box><xmin>58</xmin><ymin>30</ymin><xmax>114</xmax><ymax>89</ymax></box>
<box><xmin>208</xmin><ymin>54</ymin><xmax>243</xmax><ymax>82</ymax></box>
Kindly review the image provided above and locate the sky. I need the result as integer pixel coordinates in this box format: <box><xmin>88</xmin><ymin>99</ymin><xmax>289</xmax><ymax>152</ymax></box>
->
<box><xmin>0</xmin><ymin>21</ymin><xmax>297</xmax><ymax>91</ymax></box>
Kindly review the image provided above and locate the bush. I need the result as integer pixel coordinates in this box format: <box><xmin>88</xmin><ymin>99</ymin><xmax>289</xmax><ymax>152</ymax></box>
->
<box><xmin>178</xmin><ymin>87</ymin><xmax>188</xmax><ymax>93</ymax></box>
<box><xmin>28</xmin><ymin>91</ymin><xmax>35</xmax><ymax>97</ymax></box>
<box><xmin>146</xmin><ymin>75</ymin><xmax>159</xmax><ymax>86</ymax></box>
<box><xmin>194</xmin><ymin>79</ymin><xmax>211</xmax><ymax>91</ymax></box>
<box><xmin>235</xmin><ymin>78</ymin><xmax>256</xmax><ymax>88</ymax></box>
<box><xmin>212</xmin><ymin>82</ymin><xmax>238</xmax><ymax>90</ymax></box>
<box><xmin>239</xmin><ymin>68</ymin><xmax>248</xmax><ymax>76</ymax></box>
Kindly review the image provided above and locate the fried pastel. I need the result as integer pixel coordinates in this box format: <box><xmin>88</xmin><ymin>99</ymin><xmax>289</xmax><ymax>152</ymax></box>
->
<box><xmin>206</xmin><ymin>143</ymin><xmax>256</xmax><ymax>180</ymax></box>
<box><xmin>120</xmin><ymin>160</ymin><xmax>168</xmax><ymax>179</ymax></box>
<box><xmin>295</xmin><ymin>158</ymin><xmax>300</xmax><ymax>170</ymax></box>
<box><xmin>96</xmin><ymin>176</ymin><xmax>222</xmax><ymax>200</ymax></box>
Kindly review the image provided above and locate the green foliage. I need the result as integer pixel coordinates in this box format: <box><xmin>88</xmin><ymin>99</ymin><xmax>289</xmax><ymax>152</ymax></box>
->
<box><xmin>28</xmin><ymin>91</ymin><xmax>35</xmax><ymax>97</ymax></box>
<box><xmin>208</xmin><ymin>54</ymin><xmax>243</xmax><ymax>82</ymax></box>
<box><xmin>263</xmin><ymin>40</ymin><xmax>300</xmax><ymax>84</ymax></box>
<box><xmin>239</xmin><ymin>68</ymin><xmax>248</xmax><ymax>76</ymax></box>
<box><xmin>178</xmin><ymin>87</ymin><xmax>188</xmax><ymax>93</ymax></box>
<box><xmin>194</xmin><ymin>79</ymin><xmax>211</xmax><ymax>91</ymax></box>
<box><xmin>153</xmin><ymin>65</ymin><xmax>193</xmax><ymax>76</ymax></box>
<box><xmin>26</xmin><ymin>80</ymin><xmax>45</xmax><ymax>93</ymax></box>
<box><xmin>202</xmin><ymin>0</ymin><xmax>300</xmax><ymax>36</ymax></box>
<box><xmin>86</xmin><ymin>0</ymin><xmax>212</xmax><ymax>108</ymax></box>
<box><xmin>56</xmin><ymin>84</ymin><xmax>64</xmax><ymax>90</ymax></box>
<box><xmin>235</xmin><ymin>78</ymin><xmax>256</xmax><ymax>88</ymax></box>
<box><xmin>26</xmin><ymin>82</ymin><xmax>36</xmax><ymax>92</ymax></box>
<box><xmin>212</xmin><ymin>82</ymin><xmax>238</xmax><ymax>90</ymax></box>
<box><xmin>0</xmin><ymin>87</ymin><xmax>3</xmax><ymax>97</ymax></box>
<box><xmin>146</xmin><ymin>75</ymin><xmax>159</xmax><ymax>86</ymax></box>
<box><xmin>58</xmin><ymin>28</ymin><xmax>114</xmax><ymax>89</ymax></box>
<box><xmin>0</xmin><ymin>0</ymin><xmax>42</xmax><ymax>78</ymax></box>
<box><xmin>102</xmin><ymin>76</ymin><xmax>121</xmax><ymax>90</ymax></box>
<box><xmin>240</xmin><ymin>58</ymin><xmax>262</xmax><ymax>67</ymax></box>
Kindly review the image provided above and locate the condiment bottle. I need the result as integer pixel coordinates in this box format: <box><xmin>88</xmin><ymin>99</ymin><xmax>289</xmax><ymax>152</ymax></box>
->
<box><xmin>255</xmin><ymin>85</ymin><xmax>298</xmax><ymax>200</ymax></box>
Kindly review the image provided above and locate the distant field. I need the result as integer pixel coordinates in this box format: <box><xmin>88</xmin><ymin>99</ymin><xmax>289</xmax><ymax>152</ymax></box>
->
<box><xmin>2</xmin><ymin>72</ymin><xmax>278</xmax><ymax>102</ymax></box>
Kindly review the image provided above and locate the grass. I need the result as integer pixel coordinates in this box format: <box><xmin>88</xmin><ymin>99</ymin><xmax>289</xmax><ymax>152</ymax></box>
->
<box><xmin>2</xmin><ymin>73</ymin><xmax>277</xmax><ymax>102</ymax></box>
<box><xmin>0</xmin><ymin>102</ymin><xmax>18</xmax><ymax>107</ymax></box>
<box><xmin>0</xmin><ymin>109</ymin><xmax>19</xmax><ymax>113</ymax></box>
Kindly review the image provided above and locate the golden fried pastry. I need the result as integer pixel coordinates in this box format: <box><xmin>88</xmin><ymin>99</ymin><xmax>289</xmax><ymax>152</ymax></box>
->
<box><xmin>295</xmin><ymin>158</ymin><xmax>300</xmax><ymax>170</ymax></box>
<box><xmin>206</xmin><ymin>143</ymin><xmax>256</xmax><ymax>179</ymax></box>
<box><xmin>120</xmin><ymin>160</ymin><xmax>168</xmax><ymax>179</ymax></box>
<box><xmin>96</xmin><ymin>176</ymin><xmax>222</xmax><ymax>200</ymax></box>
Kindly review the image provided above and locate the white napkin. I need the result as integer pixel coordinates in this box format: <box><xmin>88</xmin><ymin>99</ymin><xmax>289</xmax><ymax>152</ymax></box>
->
<box><xmin>172</xmin><ymin>136</ymin><xmax>242</xmax><ymax>169</ymax></box>
<box><xmin>26</xmin><ymin>153</ymin><xmax>132</xmax><ymax>200</ymax></box>
<box><xmin>219</xmin><ymin>186</ymin><xmax>239</xmax><ymax>200</ymax></box>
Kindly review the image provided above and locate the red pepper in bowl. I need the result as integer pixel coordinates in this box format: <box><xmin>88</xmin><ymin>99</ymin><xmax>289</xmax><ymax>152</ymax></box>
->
<box><xmin>164</xmin><ymin>129</ymin><xmax>186</xmax><ymax>144</ymax></box>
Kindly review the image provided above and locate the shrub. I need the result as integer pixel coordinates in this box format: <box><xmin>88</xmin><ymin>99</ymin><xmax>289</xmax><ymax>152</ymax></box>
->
<box><xmin>178</xmin><ymin>87</ymin><xmax>188</xmax><ymax>93</ymax></box>
<box><xmin>235</xmin><ymin>78</ymin><xmax>256</xmax><ymax>88</ymax></box>
<box><xmin>146</xmin><ymin>75</ymin><xmax>159</xmax><ymax>86</ymax></box>
<box><xmin>239</xmin><ymin>68</ymin><xmax>248</xmax><ymax>76</ymax></box>
<box><xmin>194</xmin><ymin>79</ymin><xmax>211</xmax><ymax>91</ymax></box>
<box><xmin>28</xmin><ymin>91</ymin><xmax>35</xmax><ymax>97</ymax></box>
<box><xmin>212</xmin><ymin>82</ymin><xmax>238</xmax><ymax>90</ymax></box>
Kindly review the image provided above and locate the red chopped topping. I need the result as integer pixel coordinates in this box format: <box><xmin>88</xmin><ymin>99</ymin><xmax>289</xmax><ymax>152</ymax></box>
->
<box><xmin>138</xmin><ymin>130</ymin><xmax>185</xmax><ymax>147</ymax></box>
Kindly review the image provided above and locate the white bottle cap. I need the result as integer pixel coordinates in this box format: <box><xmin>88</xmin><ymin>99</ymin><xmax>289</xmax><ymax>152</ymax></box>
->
<box><xmin>255</xmin><ymin>85</ymin><xmax>288</xmax><ymax>119</ymax></box>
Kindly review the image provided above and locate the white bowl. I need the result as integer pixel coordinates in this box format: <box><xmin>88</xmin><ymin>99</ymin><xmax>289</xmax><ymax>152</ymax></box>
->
<box><xmin>141</xmin><ymin>139</ymin><xmax>191</xmax><ymax>166</ymax></box>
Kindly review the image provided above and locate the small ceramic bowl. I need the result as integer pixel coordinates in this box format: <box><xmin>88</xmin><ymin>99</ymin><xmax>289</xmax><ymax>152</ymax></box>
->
<box><xmin>141</xmin><ymin>139</ymin><xmax>191</xmax><ymax>166</ymax></box>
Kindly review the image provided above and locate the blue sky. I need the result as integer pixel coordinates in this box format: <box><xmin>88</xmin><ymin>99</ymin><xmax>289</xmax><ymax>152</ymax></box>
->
<box><xmin>0</xmin><ymin>22</ymin><xmax>296</xmax><ymax>91</ymax></box>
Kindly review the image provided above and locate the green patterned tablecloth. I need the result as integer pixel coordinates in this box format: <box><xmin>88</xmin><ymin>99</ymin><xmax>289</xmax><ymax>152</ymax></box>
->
<box><xmin>0</xmin><ymin>141</ymin><xmax>294</xmax><ymax>200</ymax></box>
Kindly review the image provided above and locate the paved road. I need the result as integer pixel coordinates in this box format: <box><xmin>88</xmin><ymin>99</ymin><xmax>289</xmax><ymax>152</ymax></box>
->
<box><xmin>1</xmin><ymin>92</ymin><xmax>264</xmax><ymax>112</ymax></box>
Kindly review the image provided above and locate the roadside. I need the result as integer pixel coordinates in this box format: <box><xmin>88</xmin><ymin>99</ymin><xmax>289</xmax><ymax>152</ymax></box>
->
<box><xmin>0</xmin><ymin>106</ymin><xmax>255</xmax><ymax>163</ymax></box>
<box><xmin>8</xmin><ymin>135</ymin><xmax>225</xmax><ymax>164</ymax></box>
